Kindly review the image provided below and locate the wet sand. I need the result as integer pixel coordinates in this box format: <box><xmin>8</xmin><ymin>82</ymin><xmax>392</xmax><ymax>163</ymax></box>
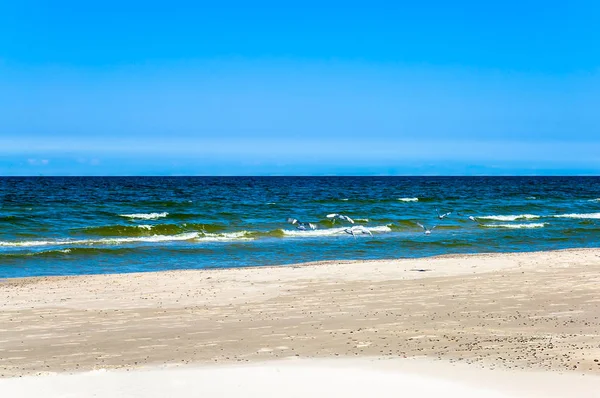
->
<box><xmin>1</xmin><ymin>249</ymin><xmax>600</xmax><ymax>378</ymax></box>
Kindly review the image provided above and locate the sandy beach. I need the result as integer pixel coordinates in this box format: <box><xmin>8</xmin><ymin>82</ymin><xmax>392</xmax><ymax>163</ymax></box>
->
<box><xmin>2</xmin><ymin>249</ymin><xmax>600</xmax><ymax>396</ymax></box>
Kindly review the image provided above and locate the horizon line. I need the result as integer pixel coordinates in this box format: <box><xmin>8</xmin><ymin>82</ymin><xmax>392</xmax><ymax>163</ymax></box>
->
<box><xmin>2</xmin><ymin>175</ymin><xmax>600</xmax><ymax>178</ymax></box>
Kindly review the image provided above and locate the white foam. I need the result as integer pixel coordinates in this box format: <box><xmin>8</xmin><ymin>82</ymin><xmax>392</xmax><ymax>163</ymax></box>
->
<box><xmin>483</xmin><ymin>223</ymin><xmax>547</xmax><ymax>229</ymax></box>
<box><xmin>199</xmin><ymin>232</ymin><xmax>253</xmax><ymax>242</ymax></box>
<box><xmin>479</xmin><ymin>214</ymin><xmax>540</xmax><ymax>221</ymax></box>
<box><xmin>138</xmin><ymin>225</ymin><xmax>153</xmax><ymax>230</ymax></box>
<box><xmin>587</xmin><ymin>199</ymin><xmax>600</xmax><ymax>202</ymax></box>
<box><xmin>0</xmin><ymin>226</ymin><xmax>395</xmax><ymax>247</ymax></box>
<box><xmin>283</xmin><ymin>225</ymin><xmax>391</xmax><ymax>237</ymax></box>
<box><xmin>363</xmin><ymin>226</ymin><xmax>391</xmax><ymax>233</ymax></box>
<box><xmin>398</xmin><ymin>197</ymin><xmax>419</xmax><ymax>202</ymax></box>
<box><xmin>553</xmin><ymin>213</ymin><xmax>600</xmax><ymax>219</ymax></box>
<box><xmin>119</xmin><ymin>212</ymin><xmax>169</xmax><ymax>220</ymax></box>
<box><xmin>0</xmin><ymin>233</ymin><xmax>199</xmax><ymax>248</ymax></box>
<box><xmin>354</xmin><ymin>218</ymin><xmax>370</xmax><ymax>222</ymax></box>
<box><xmin>0</xmin><ymin>240</ymin><xmax>56</xmax><ymax>247</ymax></box>
<box><xmin>283</xmin><ymin>227</ymin><xmax>348</xmax><ymax>237</ymax></box>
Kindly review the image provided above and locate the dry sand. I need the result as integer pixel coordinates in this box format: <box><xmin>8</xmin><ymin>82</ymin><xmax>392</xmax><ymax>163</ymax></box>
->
<box><xmin>2</xmin><ymin>249</ymin><xmax>600</xmax><ymax>395</ymax></box>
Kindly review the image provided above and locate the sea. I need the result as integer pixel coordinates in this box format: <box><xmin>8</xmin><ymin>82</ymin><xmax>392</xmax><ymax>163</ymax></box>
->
<box><xmin>1</xmin><ymin>176</ymin><xmax>599</xmax><ymax>278</ymax></box>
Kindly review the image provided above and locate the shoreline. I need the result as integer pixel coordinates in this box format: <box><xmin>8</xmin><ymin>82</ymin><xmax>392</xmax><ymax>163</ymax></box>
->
<box><xmin>2</xmin><ymin>248</ymin><xmax>600</xmax><ymax>382</ymax></box>
<box><xmin>2</xmin><ymin>246</ymin><xmax>599</xmax><ymax>282</ymax></box>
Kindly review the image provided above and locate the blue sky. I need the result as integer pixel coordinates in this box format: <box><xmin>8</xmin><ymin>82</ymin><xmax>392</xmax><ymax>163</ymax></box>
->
<box><xmin>1</xmin><ymin>1</ymin><xmax>599</xmax><ymax>175</ymax></box>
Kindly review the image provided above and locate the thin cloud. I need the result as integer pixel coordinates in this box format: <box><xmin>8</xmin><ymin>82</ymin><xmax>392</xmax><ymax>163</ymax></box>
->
<box><xmin>27</xmin><ymin>159</ymin><xmax>49</xmax><ymax>166</ymax></box>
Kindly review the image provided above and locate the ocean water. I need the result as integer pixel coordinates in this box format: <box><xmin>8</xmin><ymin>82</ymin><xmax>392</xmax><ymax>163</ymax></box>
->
<box><xmin>1</xmin><ymin>176</ymin><xmax>599</xmax><ymax>278</ymax></box>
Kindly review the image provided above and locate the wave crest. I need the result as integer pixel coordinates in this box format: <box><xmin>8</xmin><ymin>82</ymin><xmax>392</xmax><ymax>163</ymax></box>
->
<box><xmin>553</xmin><ymin>213</ymin><xmax>600</xmax><ymax>219</ymax></box>
<box><xmin>479</xmin><ymin>214</ymin><xmax>540</xmax><ymax>221</ymax></box>
<box><xmin>0</xmin><ymin>233</ymin><xmax>199</xmax><ymax>248</ymax></box>
<box><xmin>282</xmin><ymin>225</ymin><xmax>390</xmax><ymax>237</ymax></box>
<box><xmin>199</xmin><ymin>232</ymin><xmax>253</xmax><ymax>242</ymax></box>
<box><xmin>76</xmin><ymin>223</ymin><xmax>226</xmax><ymax>237</ymax></box>
<box><xmin>119</xmin><ymin>212</ymin><xmax>169</xmax><ymax>220</ymax></box>
<box><xmin>482</xmin><ymin>223</ymin><xmax>547</xmax><ymax>229</ymax></box>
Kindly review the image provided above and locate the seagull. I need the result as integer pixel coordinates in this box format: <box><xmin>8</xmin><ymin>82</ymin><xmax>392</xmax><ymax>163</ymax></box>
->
<box><xmin>342</xmin><ymin>225</ymin><xmax>373</xmax><ymax>238</ymax></box>
<box><xmin>436</xmin><ymin>208</ymin><xmax>452</xmax><ymax>219</ymax></box>
<box><xmin>456</xmin><ymin>212</ymin><xmax>482</xmax><ymax>224</ymax></box>
<box><xmin>467</xmin><ymin>215</ymin><xmax>484</xmax><ymax>224</ymax></box>
<box><xmin>326</xmin><ymin>213</ymin><xmax>355</xmax><ymax>225</ymax></box>
<box><xmin>287</xmin><ymin>218</ymin><xmax>317</xmax><ymax>231</ymax></box>
<box><xmin>417</xmin><ymin>222</ymin><xmax>436</xmax><ymax>235</ymax></box>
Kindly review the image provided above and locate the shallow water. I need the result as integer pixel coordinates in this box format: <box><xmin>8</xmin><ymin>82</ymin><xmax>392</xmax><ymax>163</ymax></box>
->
<box><xmin>1</xmin><ymin>176</ymin><xmax>599</xmax><ymax>278</ymax></box>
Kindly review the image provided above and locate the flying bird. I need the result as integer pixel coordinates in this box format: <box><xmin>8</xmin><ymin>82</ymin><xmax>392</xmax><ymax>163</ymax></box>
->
<box><xmin>436</xmin><ymin>208</ymin><xmax>452</xmax><ymax>219</ymax></box>
<box><xmin>417</xmin><ymin>222</ymin><xmax>436</xmax><ymax>235</ymax></box>
<box><xmin>467</xmin><ymin>215</ymin><xmax>484</xmax><ymax>224</ymax></box>
<box><xmin>456</xmin><ymin>212</ymin><xmax>482</xmax><ymax>224</ymax></box>
<box><xmin>326</xmin><ymin>213</ymin><xmax>355</xmax><ymax>225</ymax></box>
<box><xmin>287</xmin><ymin>218</ymin><xmax>317</xmax><ymax>231</ymax></box>
<box><xmin>342</xmin><ymin>225</ymin><xmax>373</xmax><ymax>238</ymax></box>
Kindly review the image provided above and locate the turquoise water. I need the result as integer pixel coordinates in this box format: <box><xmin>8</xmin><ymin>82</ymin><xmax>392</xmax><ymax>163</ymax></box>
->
<box><xmin>1</xmin><ymin>177</ymin><xmax>599</xmax><ymax>278</ymax></box>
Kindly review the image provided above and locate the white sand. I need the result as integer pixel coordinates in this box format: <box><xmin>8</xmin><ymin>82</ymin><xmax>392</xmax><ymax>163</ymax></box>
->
<box><xmin>1</xmin><ymin>358</ymin><xmax>599</xmax><ymax>398</ymax></box>
<box><xmin>3</xmin><ymin>249</ymin><xmax>600</xmax><ymax>396</ymax></box>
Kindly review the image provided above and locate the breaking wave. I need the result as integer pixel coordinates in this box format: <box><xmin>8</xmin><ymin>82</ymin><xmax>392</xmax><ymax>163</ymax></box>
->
<box><xmin>199</xmin><ymin>232</ymin><xmax>253</xmax><ymax>242</ymax></box>
<box><xmin>0</xmin><ymin>233</ymin><xmax>200</xmax><ymax>248</ymax></box>
<box><xmin>76</xmin><ymin>223</ymin><xmax>226</xmax><ymax>237</ymax></box>
<box><xmin>282</xmin><ymin>225</ymin><xmax>391</xmax><ymax>237</ymax></box>
<box><xmin>478</xmin><ymin>214</ymin><xmax>540</xmax><ymax>221</ymax></box>
<box><xmin>119</xmin><ymin>212</ymin><xmax>169</xmax><ymax>220</ymax></box>
<box><xmin>482</xmin><ymin>223</ymin><xmax>547</xmax><ymax>229</ymax></box>
<box><xmin>552</xmin><ymin>213</ymin><xmax>600</xmax><ymax>219</ymax></box>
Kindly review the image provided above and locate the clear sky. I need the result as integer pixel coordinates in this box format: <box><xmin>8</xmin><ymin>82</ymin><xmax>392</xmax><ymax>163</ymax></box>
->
<box><xmin>1</xmin><ymin>1</ymin><xmax>599</xmax><ymax>175</ymax></box>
